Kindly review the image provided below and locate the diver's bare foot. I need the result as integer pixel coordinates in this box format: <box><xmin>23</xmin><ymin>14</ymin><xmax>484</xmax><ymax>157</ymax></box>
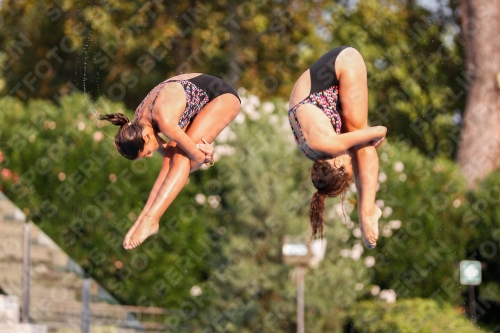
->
<box><xmin>123</xmin><ymin>216</ymin><xmax>159</xmax><ymax>250</ymax></box>
<box><xmin>359</xmin><ymin>206</ymin><xmax>382</xmax><ymax>249</ymax></box>
<box><xmin>123</xmin><ymin>217</ymin><xmax>143</xmax><ymax>248</ymax></box>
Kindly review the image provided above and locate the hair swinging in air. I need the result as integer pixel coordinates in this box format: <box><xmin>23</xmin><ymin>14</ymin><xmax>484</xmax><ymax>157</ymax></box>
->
<box><xmin>99</xmin><ymin>113</ymin><xmax>145</xmax><ymax>160</ymax></box>
<box><xmin>309</xmin><ymin>159</ymin><xmax>352</xmax><ymax>238</ymax></box>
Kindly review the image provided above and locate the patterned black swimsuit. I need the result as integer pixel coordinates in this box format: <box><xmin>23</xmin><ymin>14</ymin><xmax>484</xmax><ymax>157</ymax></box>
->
<box><xmin>288</xmin><ymin>46</ymin><xmax>350</xmax><ymax>160</ymax></box>
<box><xmin>135</xmin><ymin>74</ymin><xmax>240</xmax><ymax>130</ymax></box>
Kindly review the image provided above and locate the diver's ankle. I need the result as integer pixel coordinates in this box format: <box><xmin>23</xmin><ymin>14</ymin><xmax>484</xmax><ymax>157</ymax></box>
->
<box><xmin>361</xmin><ymin>206</ymin><xmax>376</xmax><ymax>217</ymax></box>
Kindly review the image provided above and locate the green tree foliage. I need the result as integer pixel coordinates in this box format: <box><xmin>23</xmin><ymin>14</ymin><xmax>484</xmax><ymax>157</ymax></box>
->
<box><xmin>0</xmin><ymin>91</ymin><xmax>378</xmax><ymax>331</ymax></box>
<box><xmin>1</xmin><ymin>0</ymin><xmax>495</xmax><ymax>329</ymax></box>
<box><xmin>326</xmin><ymin>0</ymin><xmax>465</xmax><ymax>158</ymax></box>
<box><xmin>1</xmin><ymin>90</ymin><xmax>490</xmax><ymax>331</ymax></box>
<box><xmin>0</xmin><ymin>0</ymin><xmax>323</xmax><ymax>106</ymax></box>
<box><xmin>0</xmin><ymin>92</ymin><xmax>491</xmax><ymax>331</ymax></box>
<box><xmin>0</xmin><ymin>0</ymin><xmax>466</xmax><ymax>157</ymax></box>
<box><xmin>348</xmin><ymin>298</ymin><xmax>487</xmax><ymax>333</ymax></box>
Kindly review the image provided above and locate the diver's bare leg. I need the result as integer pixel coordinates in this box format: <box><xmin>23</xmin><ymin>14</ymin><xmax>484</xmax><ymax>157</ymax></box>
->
<box><xmin>124</xmin><ymin>95</ymin><xmax>240</xmax><ymax>249</ymax></box>
<box><xmin>337</xmin><ymin>47</ymin><xmax>381</xmax><ymax>248</ymax></box>
<box><xmin>350</xmin><ymin>145</ymin><xmax>381</xmax><ymax>248</ymax></box>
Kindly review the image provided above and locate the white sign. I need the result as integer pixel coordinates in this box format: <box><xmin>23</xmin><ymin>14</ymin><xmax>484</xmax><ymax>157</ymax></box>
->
<box><xmin>283</xmin><ymin>244</ymin><xmax>308</xmax><ymax>256</ymax></box>
<box><xmin>460</xmin><ymin>260</ymin><xmax>481</xmax><ymax>285</ymax></box>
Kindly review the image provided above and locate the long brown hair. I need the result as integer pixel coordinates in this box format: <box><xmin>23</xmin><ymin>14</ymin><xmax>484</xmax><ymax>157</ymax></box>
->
<box><xmin>310</xmin><ymin>159</ymin><xmax>351</xmax><ymax>238</ymax></box>
<box><xmin>99</xmin><ymin>113</ymin><xmax>145</xmax><ymax>160</ymax></box>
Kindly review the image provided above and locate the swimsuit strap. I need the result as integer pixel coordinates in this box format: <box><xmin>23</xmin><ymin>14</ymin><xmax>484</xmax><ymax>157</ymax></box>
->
<box><xmin>149</xmin><ymin>79</ymin><xmax>179</xmax><ymax>129</ymax></box>
<box><xmin>134</xmin><ymin>79</ymin><xmax>172</xmax><ymax>123</ymax></box>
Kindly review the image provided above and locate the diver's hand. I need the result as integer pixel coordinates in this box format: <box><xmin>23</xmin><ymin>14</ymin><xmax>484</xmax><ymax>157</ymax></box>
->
<box><xmin>197</xmin><ymin>138</ymin><xmax>214</xmax><ymax>165</ymax></box>
<box><xmin>372</xmin><ymin>126</ymin><xmax>387</xmax><ymax>149</ymax></box>
<box><xmin>190</xmin><ymin>138</ymin><xmax>214</xmax><ymax>172</ymax></box>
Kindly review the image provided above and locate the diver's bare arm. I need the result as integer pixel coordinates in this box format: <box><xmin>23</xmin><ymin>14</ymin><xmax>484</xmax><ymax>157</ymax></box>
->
<box><xmin>310</xmin><ymin>126</ymin><xmax>386</xmax><ymax>157</ymax></box>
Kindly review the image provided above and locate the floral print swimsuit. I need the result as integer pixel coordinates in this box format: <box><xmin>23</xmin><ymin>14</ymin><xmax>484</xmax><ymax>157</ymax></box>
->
<box><xmin>135</xmin><ymin>74</ymin><xmax>240</xmax><ymax>130</ymax></box>
<box><xmin>288</xmin><ymin>46</ymin><xmax>350</xmax><ymax>161</ymax></box>
<box><xmin>288</xmin><ymin>86</ymin><xmax>342</xmax><ymax>160</ymax></box>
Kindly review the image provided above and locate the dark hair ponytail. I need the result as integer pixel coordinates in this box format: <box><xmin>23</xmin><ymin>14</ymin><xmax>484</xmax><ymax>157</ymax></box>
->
<box><xmin>99</xmin><ymin>113</ymin><xmax>145</xmax><ymax>160</ymax></box>
<box><xmin>310</xmin><ymin>191</ymin><xmax>326</xmax><ymax>238</ymax></box>
<box><xmin>100</xmin><ymin>113</ymin><xmax>130</xmax><ymax>127</ymax></box>
<box><xmin>309</xmin><ymin>159</ymin><xmax>352</xmax><ymax>238</ymax></box>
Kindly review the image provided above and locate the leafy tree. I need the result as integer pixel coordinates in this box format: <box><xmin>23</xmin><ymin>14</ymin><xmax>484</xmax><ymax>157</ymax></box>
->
<box><xmin>0</xmin><ymin>0</ymin><xmax>468</xmax><ymax>158</ymax></box>
<box><xmin>2</xmin><ymin>0</ymin><xmax>496</xmax><ymax>329</ymax></box>
<box><xmin>325</xmin><ymin>0</ymin><xmax>465</xmax><ymax>159</ymax></box>
<box><xmin>1</xmin><ymin>91</ymin><xmax>493</xmax><ymax>331</ymax></box>
<box><xmin>0</xmin><ymin>0</ymin><xmax>324</xmax><ymax>106</ymax></box>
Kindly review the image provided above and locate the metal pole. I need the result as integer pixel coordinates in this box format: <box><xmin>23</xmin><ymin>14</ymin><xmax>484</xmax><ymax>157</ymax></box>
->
<box><xmin>296</xmin><ymin>265</ymin><xmax>305</xmax><ymax>333</ymax></box>
<box><xmin>82</xmin><ymin>278</ymin><xmax>91</xmax><ymax>333</ymax></box>
<box><xmin>21</xmin><ymin>222</ymin><xmax>31</xmax><ymax>323</ymax></box>
<box><xmin>469</xmin><ymin>285</ymin><xmax>476</xmax><ymax>324</ymax></box>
